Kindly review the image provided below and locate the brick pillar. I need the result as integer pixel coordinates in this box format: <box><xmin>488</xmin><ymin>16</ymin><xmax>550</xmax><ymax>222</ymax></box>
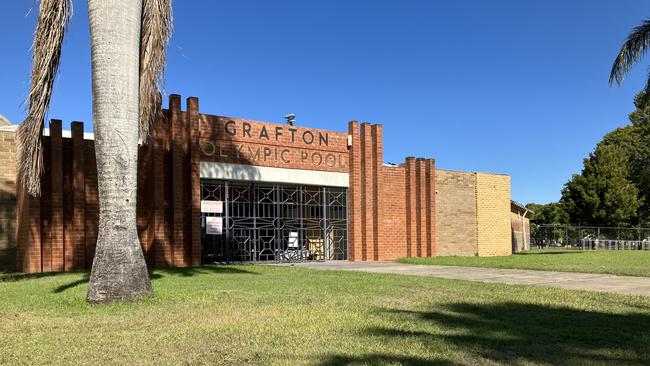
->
<box><xmin>348</xmin><ymin>121</ymin><xmax>362</xmax><ymax>261</ymax></box>
<box><xmin>68</xmin><ymin>122</ymin><xmax>86</xmax><ymax>269</ymax></box>
<box><xmin>137</xmin><ymin>142</ymin><xmax>154</xmax><ymax>265</ymax></box>
<box><xmin>170</xmin><ymin>94</ymin><xmax>186</xmax><ymax>267</ymax></box>
<box><xmin>153</xmin><ymin>104</ymin><xmax>170</xmax><ymax>266</ymax></box>
<box><xmin>416</xmin><ymin>158</ymin><xmax>427</xmax><ymax>257</ymax></box>
<box><xmin>371</xmin><ymin>124</ymin><xmax>383</xmax><ymax>261</ymax></box>
<box><xmin>188</xmin><ymin>97</ymin><xmax>202</xmax><ymax>266</ymax></box>
<box><xmin>84</xmin><ymin>144</ymin><xmax>98</xmax><ymax>268</ymax></box>
<box><xmin>405</xmin><ymin>157</ymin><xmax>416</xmax><ymax>258</ymax></box>
<box><xmin>16</xmin><ymin>171</ymin><xmax>42</xmax><ymax>273</ymax></box>
<box><xmin>425</xmin><ymin>159</ymin><xmax>435</xmax><ymax>257</ymax></box>
<box><xmin>360</xmin><ymin>123</ymin><xmax>373</xmax><ymax>261</ymax></box>
<box><xmin>49</xmin><ymin>120</ymin><xmax>64</xmax><ymax>271</ymax></box>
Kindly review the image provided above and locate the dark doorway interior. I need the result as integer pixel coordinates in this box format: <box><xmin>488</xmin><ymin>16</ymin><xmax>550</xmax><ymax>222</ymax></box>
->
<box><xmin>200</xmin><ymin>180</ymin><xmax>348</xmax><ymax>263</ymax></box>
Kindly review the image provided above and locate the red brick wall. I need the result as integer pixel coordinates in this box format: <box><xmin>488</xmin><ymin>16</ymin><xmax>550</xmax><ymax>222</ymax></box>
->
<box><xmin>380</xmin><ymin>166</ymin><xmax>407</xmax><ymax>259</ymax></box>
<box><xmin>347</xmin><ymin>122</ymin><xmax>436</xmax><ymax>261</ymax></box>
<box><xmin>15</xmin><ymin>95</ymin><xmax>441</xmax><ymax>272</ymax></box>
<box><xmin>17</xmin><ymin>95</ymin><xmax>203</xmax><ymax>273</ymax></box>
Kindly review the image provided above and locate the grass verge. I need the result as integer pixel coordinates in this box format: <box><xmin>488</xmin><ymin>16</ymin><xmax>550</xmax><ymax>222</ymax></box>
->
<box><xmin>396</xmin><ymin>249</ymin><xmax>650</xmax><ymax>277</ymax></box>
<box><xmin>2</xmin><ymin>265</ymin><xmax>650</xmax><ymax>365</ymax></box>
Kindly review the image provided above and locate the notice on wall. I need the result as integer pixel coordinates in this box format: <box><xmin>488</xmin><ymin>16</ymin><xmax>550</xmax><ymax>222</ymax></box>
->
<box><xmin>205</xmin><ymin>217</ymin><xmax>223</xmax><ymax>235</ymax></box>
<box><xmin>288</xmin><ymin>231</ymin><xmax>299</xmax><ymax>248</ymax></box>
<box><xmin>201</xmin><ymin>200</ymin><xmax>223</xmax><ymax>213</ymax></box>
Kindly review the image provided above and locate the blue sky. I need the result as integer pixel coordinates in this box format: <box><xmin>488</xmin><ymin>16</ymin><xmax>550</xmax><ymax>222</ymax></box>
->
<box><xmin>2</xmin><ymin>0</ymin><xmax>650</xmax><ymax>204</ymax></box>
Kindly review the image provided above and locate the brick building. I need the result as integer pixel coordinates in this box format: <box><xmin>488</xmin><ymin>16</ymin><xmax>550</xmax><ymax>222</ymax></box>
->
<box><xmin>511</xmin><ymin>200</ymin><xmax>532</xmax><ymax>252</ymax></box>
<box><xmin>1</xmin><ymin>95</ymin><xmax>514</xmax><ymax>273</ymax></box>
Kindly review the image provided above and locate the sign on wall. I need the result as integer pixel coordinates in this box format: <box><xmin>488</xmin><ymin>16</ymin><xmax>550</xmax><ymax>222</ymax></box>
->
<box><xmin>199</xmin><ymin>117</ymin><xmax>349</xmax><ymax>171</ymax></box>
<box><xmin>201</xmin><ymin>200</ymin><xmax>223</xmax><ymax>213</ymax></box>
<box><xmin>205</xmin><ymin>216</ymin><xmax>223</xmax><ymax>235</ymax></box>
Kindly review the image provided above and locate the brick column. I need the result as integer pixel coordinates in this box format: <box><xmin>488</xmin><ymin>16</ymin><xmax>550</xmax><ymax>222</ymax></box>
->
<box><xmin>170</xmin><ymin>94</ymin><xmax>186</xmax><ymax>267</ymax></box>
<box><xmin>360</xmin><ymin>123</ymin><xmax>373</xmax><ymax>261</ymax></box>
<box><xmin>416</xmin><ymin>158</ymin><xmax>427</xmax><ymax>257</ymax></box>
<box><xmin>16</xmin><ymin>171</ymin><xmax>42</xmax><ymax>273</ymax></box>
<box><xmin>188</xmin><ymin>97</ymin><xmax>202</xmax><ymax>266</ymax></box>
<box><xmin>371</xmin><ymin>124</ymin><xmax>383</xmax><ymax>261</ymax></box>
<box><xmin>405</xmin><ymin>157</ymin><xmax>417</xmax><ymax>258</ymax></box>
<box><xmin>84</xmin><ymin>144</ymin><xmax>98</xmax><ymax>268</ymax></box>
<box><xmin>425</xmin><ymin>159</ymin><xmax>435</xmax><ymax>257</ymax></box>
<box><xmin>49</xmin><ymin>120</ymin><xmax>64</xmax><ymax>271</ymax></box>
<box><xmin>347</xmin><ymin>121</ymin><xmax>362</xmax><ymax>261</ymax></box>
<box><xmin>137</xmin><ymin>143</ymin><xmax>154</xmax><ymax>265</ymax></box>
<box><xmin>153</xmin><ymin>107</ymin><xmax>169</xmax><ymax>266</ymax></box>
<box><xmin>71</xmin><ymin>122</ymin><xmax>86</xmax><ymax>269</ymax></box>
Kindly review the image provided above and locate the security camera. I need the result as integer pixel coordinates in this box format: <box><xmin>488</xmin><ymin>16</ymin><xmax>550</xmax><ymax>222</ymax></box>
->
<box><xmin>284</xmin><ymin>114</ymin><xmax>296</xmax><ymax>125</ymax></box>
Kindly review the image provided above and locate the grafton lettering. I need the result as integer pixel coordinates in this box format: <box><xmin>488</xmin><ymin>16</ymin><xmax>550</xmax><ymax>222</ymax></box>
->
<box><xmin>222</xmin><ymin>120</ymin><xmax>329</xmax><ymax>146</ymax></box>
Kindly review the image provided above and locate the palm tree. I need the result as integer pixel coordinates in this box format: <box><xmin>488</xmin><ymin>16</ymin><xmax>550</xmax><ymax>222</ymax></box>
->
<box><xmin>17</xmin><ymin>0</ymin><xmax>172</xmax><ymax>303</ymax></box>
<box><xmin>610</xmin><ymin>19</ymin><xmax>650</xmax><ymax>90</ymax></box>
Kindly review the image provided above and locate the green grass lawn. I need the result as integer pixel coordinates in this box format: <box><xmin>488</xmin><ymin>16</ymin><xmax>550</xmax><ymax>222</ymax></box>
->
<box><xmin>2</xmin><ymin>265</ymin><xmax>650</xmax><ymax>365</ymax></box>
<box><xmin>396</xmin><ymin>250</ymin><xmax>650</xmax><ymax>277</ymax></box>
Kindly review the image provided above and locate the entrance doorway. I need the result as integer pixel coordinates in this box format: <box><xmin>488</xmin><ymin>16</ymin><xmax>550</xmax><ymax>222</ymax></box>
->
<box><xmin>200</xmin><ymin>180</ymin><xmax>348</xmax><ymax>263</ymax></box>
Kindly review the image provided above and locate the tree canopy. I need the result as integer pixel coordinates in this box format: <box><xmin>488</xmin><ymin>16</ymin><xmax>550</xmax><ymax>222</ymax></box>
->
<box><xmin>530</xmin><ymin>91</ymin><xmax>650</xmax><ymax>227</ymax></box>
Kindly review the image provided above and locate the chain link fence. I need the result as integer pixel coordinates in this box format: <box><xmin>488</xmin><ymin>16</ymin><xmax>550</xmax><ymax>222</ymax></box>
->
<box><xmin>533</xmin><ymin>224</ymin><xmax>650</xmax><ymax>250</ymax></box>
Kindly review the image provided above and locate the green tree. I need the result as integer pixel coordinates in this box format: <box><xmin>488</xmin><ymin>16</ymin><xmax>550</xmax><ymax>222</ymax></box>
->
<box><xmin>591</xmin><ymin>91</ymin><xmax>650</xmax><ymax>224</ymax></box>
<box><xmin>525</xmin><ymin>202</ymin><xmax>569</xmax><ymax>225</ymax></box>
<box><xmin>561</xmin><ymin>145</ymin><xmax>642</xmax><ymax>226</ymax></box>
<box><xmin>609</xmin><ymin>18</ymin><xmax>650</xmax><ymax>225</ymax></box>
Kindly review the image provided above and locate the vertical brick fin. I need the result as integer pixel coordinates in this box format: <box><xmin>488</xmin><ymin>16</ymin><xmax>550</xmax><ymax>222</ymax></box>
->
<box><xmin>361</xmin><ymin>123</ymin><xmax>373</xmax><ymax>261</ymax></box>
<box><xmin>137</xmin><ymin>141</ymin><xmax>154</xmax><ymax>265</ymax></box>
<box><xmin>188</xmin><ymin>97</ymin><xmax>202</xmax><ymax>266</ymax></box>
<box><xmin>153</xmin><ymin>105</ymin><xmax>168</xmax><ymax>266</ymax></box>
<box><xmin>84</xmin><ymin>144</ymin><xmax>98</xmax><ymax>268</ymax></box>
<box><xmin>71</xmin><ymin>122</ymin><xmax>86</xmax><ymax>269</ymax></box>
<box><xmin>404</xmin><ymin>157</ymin><xmax>416</xmax><ymax>258</ymax></box>
<box><xmin>170</xmin><ymin>94</ymin><xmax>185</xmax><ymax>267</ymax></box>
<box><xmin>416</xmin><ymin>158</ymin><xmax>427</xmax><ymax>257</ymax></box>
<box><xmin>181</xmin><ymin>107</ymin><xmax>191</xmax><ymax>267</ymax></box>
<box><xmin>371</xmin><ymin>124</ymin><xmax>383</xmax><ymax>261</ymax></box>
<box><xmin>49</xmin><ymin>120</ymin><xmax>64</xmax><ymax>271</ymax></box>
<box><xmin>40</xmin><ymin>136</ymin><xmax>52</xmax><ymax>271</ymax></box>
<box><xmin>425</xmin><ymin>159</ymin><xmax>435</xmax><ymax>257</ymax></box>
<box><xmin>347</xmin><ymin>121</ymin><xmax>362</xmax><ymax>261</ymax></box>
<box><xmin>414</xmin><ymin>159</ymin><xmax>421</xmax><ymax>257</ymax></box>
<box><xmin>16</xmin><ymin>170</ymin><xmax>42</xmax><ymax>273</ymax></box>
<box><xmin>62</xmin><ymin>130</ymin><xmax>73</xmax><ymax>271</ymax></box>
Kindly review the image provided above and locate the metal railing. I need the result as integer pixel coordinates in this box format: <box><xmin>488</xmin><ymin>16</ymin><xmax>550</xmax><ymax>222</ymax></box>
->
<box><xmin>533</xmin><ymin>224</ymin><xmax>650</xmax><ymax>250</ymax></box>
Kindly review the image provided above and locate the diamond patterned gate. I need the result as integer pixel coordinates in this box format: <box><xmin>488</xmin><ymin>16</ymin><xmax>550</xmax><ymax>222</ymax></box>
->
<box><xmin>201</xmin><ymin>180</ymin><xmax>348</xmax><ymax>263</ymax></box>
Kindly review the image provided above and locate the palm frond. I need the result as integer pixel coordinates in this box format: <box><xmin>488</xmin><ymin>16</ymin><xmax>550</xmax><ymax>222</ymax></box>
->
<box><xmin>17</xmin><ymin>0</ymin><xmax>72</xmax><ymax>196</ymax></box>
<box><xmin>139</xmin><ymin>0</ymin><xmax>173</xmax><ymax>142</ymax></box>
<box><xmin>610</xmin><ymin>18</ymin><xmax>650</xmax><ymax>86</ymax></box>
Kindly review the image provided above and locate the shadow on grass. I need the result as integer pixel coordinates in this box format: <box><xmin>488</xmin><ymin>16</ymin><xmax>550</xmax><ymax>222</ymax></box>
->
<box><xmin>53</xmin><ymin>274</ymin><xmax>90</xmax><ymax>293</ymax></box>
<box><xmin>515</xmin><ymin>251</ymin><xmax>584</xmax><ymax>256</ymax></box>
<box><xmin>152</xmin><ymin>265</ymin><xmax>259</xmax><ymax>277</ymax></box>
<box><xmin>319</xmin><ymin>354</ymin><xmax>458</xmax><ymax>366</ymax></box>
<box><xmin>47</xmin><ymin>265</ymin><xmax>258</xmax><ymax>293</ymax></box>
<box><xmin>0</xmin><ymin>270</ymin><xmax>86</xmax><ymax>283</ymax></box>
<box><xmin>350</xmin><ymin>302</ymin><xmax>650</xmax><ymax>366</ymax></box>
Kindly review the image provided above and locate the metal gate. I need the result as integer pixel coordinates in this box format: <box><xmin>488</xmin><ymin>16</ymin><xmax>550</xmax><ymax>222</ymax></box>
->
<box><xmin>201</xmin><ymin>180</ymin><xmax>348</xmax><ymax>263</ymax></box>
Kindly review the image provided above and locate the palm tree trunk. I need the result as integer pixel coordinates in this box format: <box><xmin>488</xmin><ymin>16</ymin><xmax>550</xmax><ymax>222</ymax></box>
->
<box><xmin>87</xmin><ymin>0</ymin><xmax>153</xmax><ymax>303</ymax></box>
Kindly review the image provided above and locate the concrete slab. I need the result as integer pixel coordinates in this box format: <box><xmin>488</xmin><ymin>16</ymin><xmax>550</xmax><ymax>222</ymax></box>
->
<box><xmin>275</xmin><ymin>261</ymin><xmax>650</xmax><ymax>296</ymax></box>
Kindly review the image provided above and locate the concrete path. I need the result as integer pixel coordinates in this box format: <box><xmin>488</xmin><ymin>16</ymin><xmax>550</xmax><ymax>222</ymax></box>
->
<box><xmin>280</xmin><ymin>261</ymin><xmax>650</xmax><ymax>296</ymax></box>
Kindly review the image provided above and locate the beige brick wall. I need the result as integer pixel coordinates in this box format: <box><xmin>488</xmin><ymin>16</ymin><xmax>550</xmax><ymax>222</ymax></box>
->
<box><xmin>435</xmin><ymin>170</ymin><xmax>477</xmax><ymax>256</ymax></box>
<box><xmin>476</xmin><ymin>173</ymin><xmax>511</xmax><ymax>256</ymax></box>
<box><xmin>0</xmin><ymin>130</ymin><xmax>17</xmax><ymax>270</ymax></box>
